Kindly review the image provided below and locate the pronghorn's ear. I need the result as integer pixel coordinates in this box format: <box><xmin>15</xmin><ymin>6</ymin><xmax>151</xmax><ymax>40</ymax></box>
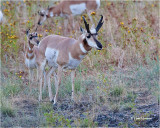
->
<box><xmin>47</xmin><ymin>5</ymin><xmax>49</xmax><ymax>10</ymax></box>
<box><xmin>38</xmin><ymin>10</ymin><xmax>40</xmax><ymax>15</ymax></box>
<box><xmin>26</xmin><ymin>29</ymin><xmax>30</xmax><ymax>36</ymax></box>
<box><xmin>80</xmin><ymin>26</ymin><xmax>85</xmax><ymax>33</ymax></box>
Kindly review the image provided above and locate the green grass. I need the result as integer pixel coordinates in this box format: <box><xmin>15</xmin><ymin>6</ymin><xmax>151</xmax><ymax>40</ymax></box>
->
<box><xmin>2</xmin><ymin>83</ymin><xmax>21</xmax><ymax>97</ymax></box>
<box><xmin>0</xmin><ymin>91</ymin><xmax>15</xmax><ymax>117</ymax></box>
<box><xmin>39</xmin><ymin>103</ymin><xmax>53</xmax><ymax>113</ymax></box>
<box><xmin>44</xmin><ymin>111</ymin><xmax>71</xmax><ymax>127</ymax></box>
<box><xmin>1</xmin><ymin>104</ymin><xmax>15</xmax><ymax>117</ymax></box>
<box><xmin>58</xmin><ymin>73</ymin><xmax>86</xmax><ymax>99</ymax></box>
<box><xmin>109</xmin><ymin>86</ymin><xmax>124</xmax><ymax>97</ymax></box>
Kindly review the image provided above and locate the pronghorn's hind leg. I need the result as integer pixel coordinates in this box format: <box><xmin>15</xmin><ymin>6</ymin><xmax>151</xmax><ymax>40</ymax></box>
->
<box><xmin>54</xmin><ymin>72</ymin><xmax>58</xmax><ymax>91</ymax></box>
<box><xmin>43</xmin><ymin>70</ymin><xmax>47</xmax><ymax>91</ymax></box>
<box><xmin>71</xmin><ymin>70</ymin><xmax>76</xmax><ymax>101</ymax></box>
<box><xmin>29</xmin><ymin>69</ymin><xmax>34</xmax><ymax>93</ymax></box>
<box><xmin>53</xmin><ymin>66</ymin><xmax>62</xmax><ymax>105</ymax></box>
<box><xmin>64</xmin><ymin>19</ymin><xmax>69</xmax><ymax>36</ymax></box>
<box><xmin>87</xmin><ymin>10</ymin><xmax>94</xmax><ymax>24</ymax></box>
<box><xmin>46</xmin><ymin>67</ymin><xmax>56</xmax><ymax>102</ymax></box>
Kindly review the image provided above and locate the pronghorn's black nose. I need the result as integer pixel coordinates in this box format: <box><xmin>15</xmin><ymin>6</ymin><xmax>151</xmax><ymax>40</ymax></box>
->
<box><xmin>97</xmin><ymin>42</ymin><xmax>102</xmax><ymax>50</ymax></box>
<box><xmin>38</xmin><ymin>21</ymin><xmax>41</xmax><ymax>25</ymax></box>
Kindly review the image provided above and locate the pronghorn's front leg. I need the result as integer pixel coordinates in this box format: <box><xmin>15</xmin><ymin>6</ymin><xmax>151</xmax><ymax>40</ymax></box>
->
<box><xmin>38</xmin><ymin>68</ymin><xmax>43</xmax><ymax>101</ymax></box>
<box><xmin>68</xmin><ymin>15</ymin><xmax>75</xmax><ymax>29</ymax></box>
<box><xmin>36</xmin><ymin>67</ymin><xmax>39</xmax><ymax>82</ymax></box>
<box><xmin>71</xmin><ymin>70</ymin><xmax>76</xmax><ymax>101</ymax></box>
<box><xmin>38</xmin><ymin>60</ymin><xmax>46</xmax><ymax>101</ymax></box>
<box><xmin>53</xmin><ymin>66</ymin><xmax>62</xmax><ymax>104</ymax></box>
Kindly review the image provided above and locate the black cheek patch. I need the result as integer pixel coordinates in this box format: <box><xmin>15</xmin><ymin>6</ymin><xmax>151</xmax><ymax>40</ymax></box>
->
<box><xmin>83</xmin><ymin>39</ymin><xmax>88</xmax><ymax>45</ymax></box>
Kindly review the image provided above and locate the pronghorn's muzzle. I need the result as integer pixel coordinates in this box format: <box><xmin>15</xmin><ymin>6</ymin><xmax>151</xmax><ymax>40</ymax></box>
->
<box><xmin>38</xmin><ymin>21</ymin><xmax>41</xmax><ymax>25</ymax></box>
<box><xmin>37</xmin><ymin>40</ymin><xmax>40</xmax><ymax>45</ymax></box>
<box><xmin>93</xmin><ymin>36</ymin><xmax>102</xmax><ymax>50</ymax></box>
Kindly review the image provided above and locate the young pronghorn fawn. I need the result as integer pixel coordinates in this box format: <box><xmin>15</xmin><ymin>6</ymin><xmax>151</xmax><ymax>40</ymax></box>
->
<box><xmin>37</xmin><ymin>0</ymin><xmax>100</xmax><ymax>34</ymax></box>
<box><xmin>37</xmin><ymin>15</ymin><xmax>103</xmax><ymax>104</ymax></box>
<box><xmin>25</xmin><ymin>29</ymin><xmax>40</xmax><ymax>89</ymax></box>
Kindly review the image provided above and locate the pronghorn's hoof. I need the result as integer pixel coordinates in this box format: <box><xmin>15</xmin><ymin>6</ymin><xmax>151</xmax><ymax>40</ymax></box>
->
<box><xmin>38</xmin><ymin>99</ymin><xmax>42</xmax><ymax>102</ymax></box>
<box><xmin>50</xmin><ymin>99</ymin><xmax>54</xmax><ymax>103</ymax></box>
<box><xmin>53</xmin><ymin>103</ymin><xmax>58</xmax><ymax>110</ymax></box>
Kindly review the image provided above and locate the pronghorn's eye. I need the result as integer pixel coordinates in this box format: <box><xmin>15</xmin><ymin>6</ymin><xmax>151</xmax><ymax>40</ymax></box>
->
<box><xmin>86</xmin><ymin>34</ymin><xmax>91</xmax><ymax>38</ymax></box>
<box><xmin>30</xmin><ymin>37</ymin><xmax>32</xmax><ymax>40</ymax></box>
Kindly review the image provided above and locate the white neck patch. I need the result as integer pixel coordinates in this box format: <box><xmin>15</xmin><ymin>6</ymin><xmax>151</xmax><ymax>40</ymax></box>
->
<box><xmin>50</xmin><ymin>12</ymin><xmax>53</xmax><ymax>17</ymax></box>
<box><xmin>90</xmin><ymin>28</ymin><xmax>96</xmax><ymax>34</ymax></box>
<box><xmin>80</xmin><ymin>43</ymin><xmax>87</xmax><ymax>53</ymax></box>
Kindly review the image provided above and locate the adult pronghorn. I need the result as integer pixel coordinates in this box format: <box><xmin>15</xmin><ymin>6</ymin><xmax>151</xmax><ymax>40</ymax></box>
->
<box><xmin>37</xmin><ymin>0</ymin><xmax>100</xmax><ymax>33</ymax></box>
<box><xmin>37</xmin><ymin>15</ymin><xmax>103</xmax><ymax>104</ymax></box>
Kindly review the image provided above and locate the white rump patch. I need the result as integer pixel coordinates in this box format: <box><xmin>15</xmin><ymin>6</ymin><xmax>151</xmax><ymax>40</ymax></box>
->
<box><xmin>70</xmin><ymin>3</ymin><xmax>86</xmax><ymax>15</ymax></box>
<box><xmin>96</xmin><ymin>0</ymin><xmax>100</xmax><ymax>9</ymax></box>
<box><xmin>0</xmin><ymin>10</ymin><xmax>3</xmax><ymax>23</ymax></box>
<box><xmin>45</xmin><ymin>48</ymin><xmax>59</xmax><ymax>67</ymax></box>
<box><xmin>80</xmin><ymin>43</ymin><xmax>87</xmax><ymax>53</ymax></box>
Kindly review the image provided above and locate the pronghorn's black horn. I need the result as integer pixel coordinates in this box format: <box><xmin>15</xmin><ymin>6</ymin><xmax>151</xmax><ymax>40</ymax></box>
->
<box><xmin>47</xmin><ymin>5</ymin><xmax>49</xmax><ymax>10</ymax></box>
<box><xmin>96</xmin><ymin>15</ymin><xmax>104</xmax><ymax>32</ymax></box>
<box><xmin>82</xmin><ymin>16</ymin><xmax>90</xmax><ymax>33</ymax></box>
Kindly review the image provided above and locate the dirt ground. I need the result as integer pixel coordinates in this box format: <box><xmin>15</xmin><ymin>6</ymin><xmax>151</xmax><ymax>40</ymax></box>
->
<box><xmin>1</xmin><ymin>89</ymin><xmax>159</xmax><ymax>127</ymax></box>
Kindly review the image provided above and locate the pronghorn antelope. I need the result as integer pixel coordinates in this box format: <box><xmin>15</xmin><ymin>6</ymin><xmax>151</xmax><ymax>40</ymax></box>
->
<box><xmin>25</xmin><ymin>29</ymin><xmax>40</xmax><ymax>89</ymax></box>
<box><xmin>37</xmin><ymin>15</ymin><xmax>103</xmax><ymax>104</ymax></box>
<box><xmin>37</xmin><ymin>0</ymin><xmax>100</xmax><ymax>33</ymax></box>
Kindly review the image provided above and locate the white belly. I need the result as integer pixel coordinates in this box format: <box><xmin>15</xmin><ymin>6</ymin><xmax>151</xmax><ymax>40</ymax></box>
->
<box><xmin>70</xmin><ymin>3</ymin><xmax>86</xmax><ymax>15</ymax></box>
<box><xmin>45</xmin><ymin>47</ymin><xmax>59</xmax><ymax>67</ymax></box>
<box><xmin>25</xmin><ymin>56</ymin><xmax>37</xmax><ymax>69</ymax></box>
<box><xmin>64</xmin><ymin>53</ymin><xmax>84</xmax><ymax>70</ymax></box>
